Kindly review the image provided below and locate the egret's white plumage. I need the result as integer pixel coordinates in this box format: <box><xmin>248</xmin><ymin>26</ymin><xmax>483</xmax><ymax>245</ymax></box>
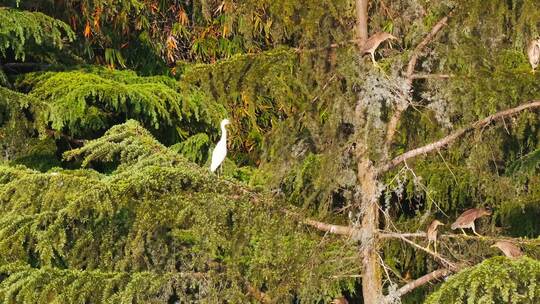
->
<box><xmin>210</xmin><ymin>119</ymin><xmax>230</xmax><ymax>172</ymax></box>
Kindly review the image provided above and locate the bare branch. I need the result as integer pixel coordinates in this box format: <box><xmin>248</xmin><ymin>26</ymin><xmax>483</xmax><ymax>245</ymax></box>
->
<box><xmin>304</xmin><ymin>218</ymin><xmax>358</xmax><ymax>237</ymax></box>
<box><xmin>379</xmin><ymin>100</ymin><xmax>540</xmax><ymax>174</ymax></box>
<box><xmin>385</xmin><ymin>14</ymin><xmax>452</xmax><ymax>149</ymax></box>
<box><xmin>247</xmin><ymin>283</ymin><xmax>272</xmax><ymax>304</ymax></box>
<box><xmin>410</xmin><ymin>73</ymin><xmax>452</xmax><ymax>80</ymax></box>
<box><xmin>381</xmin><ymin>231</ymin><xmax>540</xmax><ymax>246</ymax></box>
<box><xmin>405</xmin><ymin>15</ymin><xmax>450</xmax><ymax>81</ymax></box>
<box><xmin>385</xmin><ymin>268</ymin><xmax>453</xmax><ymax>301</ymax></box>
<box><xmin>379</xmin><ymin>232</ymin><xmax>426</xmax><ymax>239</ymax></box>
<box><xmin>396</xmin><ymin>236</ymin><xmax>457</xmax><ymax>270</ymax></box>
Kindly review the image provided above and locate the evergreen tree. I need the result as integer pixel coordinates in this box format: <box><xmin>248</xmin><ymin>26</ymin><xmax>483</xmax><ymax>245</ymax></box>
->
<box><xmin>1</xmin><ymin>0</ymin><xmax>540</xmax><ymax>303</ymax></box>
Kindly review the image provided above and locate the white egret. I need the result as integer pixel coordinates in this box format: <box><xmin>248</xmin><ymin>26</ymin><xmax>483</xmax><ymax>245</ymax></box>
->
<box><xmin>210</xmin><ymin>118</ymin><xmax>230</xmax><ymax>173</ymax></box>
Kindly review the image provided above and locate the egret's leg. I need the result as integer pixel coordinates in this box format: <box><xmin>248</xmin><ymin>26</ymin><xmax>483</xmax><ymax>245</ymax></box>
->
<box><xmin>434</xmin><ymin>239</ymin><xmax>438</xmax><ymax>254</ymax></box>
<box><xmin>371</xmin><ymin>53</ymin><xmax>377</xmax><ymax>65</ymax></box>
<box><xmin>426</xmin><ymin>241</ymin><xmax>431</xmax><ymax>251</ymax></box>
<box><xmin>460</xmin><ymin>228</ymin><xmax>467</xmax><ymax>236</ymax></box>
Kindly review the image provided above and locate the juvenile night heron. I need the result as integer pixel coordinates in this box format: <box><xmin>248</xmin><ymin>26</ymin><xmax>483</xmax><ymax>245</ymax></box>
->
<box><xmin>361</xmin><ymin>32</ymin><xmax>398</xmax><ymax>65</ymax></box>
<box><xmin>450</xmin><ymin>207</ymin><xmax>492</xmax><ymax>236</ymax></box>
<box><xmin>527</xmin><ymin>39</ymin><xmax>540</xmax><ymax>72</ymax></box>
<box><xmin>491</xmin><ymin>241</ymin><xmax>523</xmax><ymax>259</ymax></box>
<box><xmin>210</xmin><ymin>118</ymin><xmax>230</xmax><ymax>173</ymax></box>
<box><xmin>426</xmin><ymin>219</ymin><xmax>444</xmax><ymax>253</ymax></box>
<box><xmin>331</xmin><ymin>297</ymin><xmax>348</xmax><ymax>304</ymax></box>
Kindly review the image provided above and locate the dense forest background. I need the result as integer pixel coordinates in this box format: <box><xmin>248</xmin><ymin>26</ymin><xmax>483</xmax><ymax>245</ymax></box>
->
<box><xmin>1</xmin><ymin>0</ymin><xmax>540</xmax><ymax>303</ymax></box>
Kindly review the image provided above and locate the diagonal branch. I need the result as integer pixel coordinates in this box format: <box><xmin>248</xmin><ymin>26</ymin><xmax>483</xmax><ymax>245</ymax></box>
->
<box><xmin>395</xmin><ymin>235</ymin><xmax>457</xmax><ymax>270</ymax></box>
<box><xmin>384</xmin><ymin>268</ymin><xmax>453</xmax><ymax>302</ymax></box>
<box><xmin>405</xmin><ymin>15</ymin><xmax>451</xmax><ymax>81</ymax></box>
<box><xmin>385</xmin><ymin>14</ymin><xmax>452</xmax><ymax>149</ymax></box>
<box><xmin>379</xmin><ymin>100</ymin><xmax>540</xmax><ymax>174</ymax></box>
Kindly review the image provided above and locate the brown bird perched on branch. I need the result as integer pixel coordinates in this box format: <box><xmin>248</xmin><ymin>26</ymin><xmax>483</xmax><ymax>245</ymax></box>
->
<box><xmin>450</xmin><ymin>207</ymin><xmax>492</xmax><ymax>236</ymax></box>
<box><xmin>527</xmin><ymin>39</ymin><xmax>540</xmax><ymax>72</ymax></box>
<box><xmin>361</xmin><ymin>32</ymin><xmax>398</xmax><ymax>65</ymax></box>
<box><xmin>426</xmin><ymin>219</ymin><xmax>444</xmax><ymax>253</ymax></box>
<box><xmin>331</xmin><ymin>297</ymin><xmax>348</xmax><ymax>304</ymax></box>
<box><xmin>491</xmin><ymin>241</ymin><xmax>523</xmax><ymax>259</ymax></box>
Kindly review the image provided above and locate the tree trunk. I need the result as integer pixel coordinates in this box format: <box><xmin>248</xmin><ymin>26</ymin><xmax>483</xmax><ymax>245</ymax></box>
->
<box><xmin>357</xmin><ymin>158</ymin><xmax>383</xmax><ymax>303</ymax></box>
<box><xmin>354</xmin><ymin>1</ymin><xmax>382</xmax><ymax>303</ymax></box>
<box><xmin>356</xmin><ymin>0</ymin><xmax>369</xmax><ymax>46</ymax></box>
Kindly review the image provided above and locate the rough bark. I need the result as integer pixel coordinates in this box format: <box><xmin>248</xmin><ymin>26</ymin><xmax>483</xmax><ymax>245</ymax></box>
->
<box><xmin>356</xmin><ymin>0</ymin><xmax>369</xmax><ymax>47</ymax></box>
<box><xmin>357</xmin><ymin>158</ymin><xmax>383</xmax><ymax>303</ymax></box>
<box><xmin>354</xmin><ymin>1</ymin><xmax>384</xmax><ymax>303</ymax></box>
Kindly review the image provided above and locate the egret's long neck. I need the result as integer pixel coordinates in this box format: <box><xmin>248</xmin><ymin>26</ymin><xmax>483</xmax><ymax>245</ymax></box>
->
<box><xmin>220</xmin><ymin>124</ymin><xmax>227</xmax><ymax>142</ymax></box>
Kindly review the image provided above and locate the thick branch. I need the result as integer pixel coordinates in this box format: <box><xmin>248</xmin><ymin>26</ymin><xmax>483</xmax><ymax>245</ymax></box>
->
<box><xmin>385</xmin><ymin>268</ymin><xmax>452</xmax><ymax>302</ymax></box>
<box><xmin>380</xmin><ymin>100</ymin><xmax>540</xmax><ymax>174</ymax></box>
<box><xmin>304</xmin><ymin>218</ymin><xmax>357</xmax><ymax>237</ymax></box>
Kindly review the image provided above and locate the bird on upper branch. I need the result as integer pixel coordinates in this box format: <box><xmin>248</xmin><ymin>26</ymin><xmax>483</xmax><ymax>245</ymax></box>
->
<box><xmin>426</xmin><ymin>219</ymin><xmax>444</xmax><ymax>253</ymax></box>
<box><xmin>527</xmin><ymin>38</ymin><xmax>540</xmax><ymax>72</ymax></box>
<box><xmin>361</xmin><ymin>32</ymin><xmax>398</xmax><ymax>65</ymax></box>
<box><xmin>331</xmin><ymin>297</ymin><xmax>348</xmax><ymax>304</ymax></box>
<box><xmin>451</xmin><ymin>207</ymin><xmax>492</xmax><ymax>236</ymax></box>
<box><xmin>491</xmin><ymin>241</ymin><xmax>523</xmax><ymax>259</ymax></box>
<box><xmin>210</xmin><ymin>118</ymin><xmax>230</xmax><ymax>174</ymax></box>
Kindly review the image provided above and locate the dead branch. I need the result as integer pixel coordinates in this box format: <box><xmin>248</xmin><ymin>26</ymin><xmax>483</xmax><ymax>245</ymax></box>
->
<box><xmin>410</xmin><ymin>73</ymin><xmax>452</xmax><ymax>80</ymax></box>
<box><xmin>304</xmin><ymin>218</ymin><xmax>358</xmax><ymax>237</ymax></box>
<box><xmin>380</xmin><ymin>231</ymin><xmax>540</xmax><ymax>246</ymax></box>
<box><xmin>396</xmin><ymin>236</ymin><xmax>457</xmax><ymax>270</ymax></box>
<box><xmin>379</xmin><ymin>100</ymin><xmax>540</xmax><ymax>174</ymax></box>
<box><xmin>405</xmin><ymin>15</ymin><xmax>450</xmax><ymax>81</ymax></box>
<box><xmin>385</xmin><ymin>14</ymin><xmax>451</xmax><ymax>149</ymax></box>
<box><xmin>384</xmin><ymin>268</ymin><xmax>453</xmax><ymax>302</ymax></box>
<box><xmin>379</xmin><ymin>232</ymin><xmax>426</xmax><ymax>238</ymax></box>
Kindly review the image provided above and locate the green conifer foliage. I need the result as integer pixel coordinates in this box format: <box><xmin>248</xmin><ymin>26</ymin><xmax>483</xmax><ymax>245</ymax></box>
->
<box><xmin>0</xmin><ymin>7</ymin><xmax>75</xmax><ymax>61</ymax></box>
<box><xmin>15</xmin><ymin>67</ymin><xmax>225</xmax><ymax>145</ymax></box>
<box><xmin>0</xmin><ymin>120</ymin><xmax>359</xmax><ymax>303</ymax></box>
<box><xmin>425</xmin><ymin>257</ymin><xmax>540</xmax><ymax>304</ymax></box>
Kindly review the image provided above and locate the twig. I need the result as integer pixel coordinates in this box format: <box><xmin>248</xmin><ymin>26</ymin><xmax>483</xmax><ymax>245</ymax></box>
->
<box><xmin>44</xmin><ymin>129</ymin><xmax>86</xmax><ymax>145</ymax></box>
